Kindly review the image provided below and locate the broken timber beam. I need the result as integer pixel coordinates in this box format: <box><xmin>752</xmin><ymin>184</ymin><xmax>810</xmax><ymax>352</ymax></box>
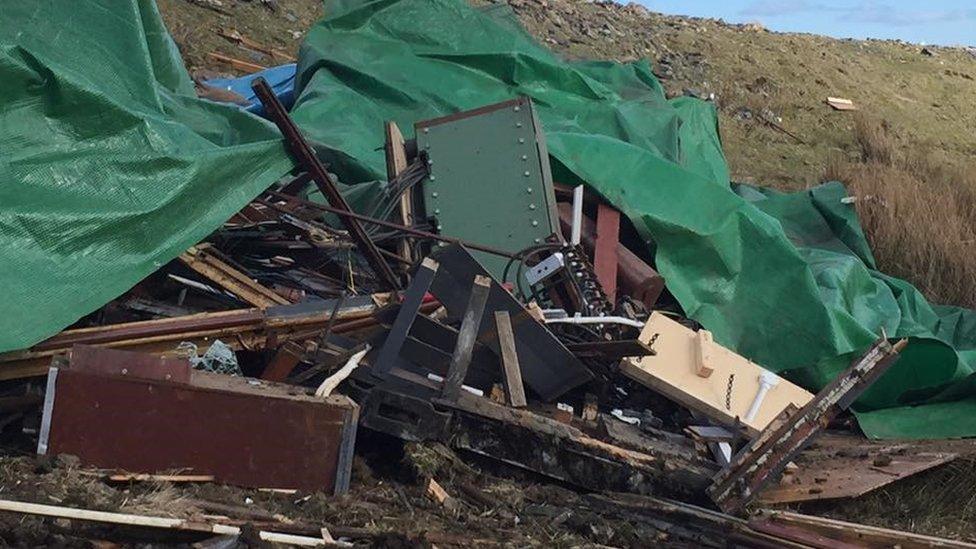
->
<box><xmin>0</xmin><ymin>297</ymin><xmax>382</xmax><ymax>380</ymax></box>
<box><xmin>441</xmin><ymin>275</ymin><xmax>492</xmax><ymax>401</ymax></box>
<box><xmin>708</xmin><ymin>338</ymin><xmax>908</xmax><ymax>514</ymax></box>
<box><xmin>252</xmin><ymin>78</ymin><xmax>401</xmax><ymax>291</ymax></box>
<box><xmin>180</xmin><ymin>244</ymin><xmax>290</xmax><ymax>308</ymax></box>
<box><xmin>443</xmin><ymin>391</ymin><xmax>718</xmax><ymax>501</ymax></box>
<box><xmin>0</xmin><ymin>499</ymin><xmax>343</xmax><ymax>547</ymax></box>
<box><xmin>494</xmin><ymin>311</ymin><xmax>527</xmax><ymax>407</ymax></box>
<box><xmin>384</xmin><ymin>121</ymin><xmax>414</xmax><ymax>269</ymax></box>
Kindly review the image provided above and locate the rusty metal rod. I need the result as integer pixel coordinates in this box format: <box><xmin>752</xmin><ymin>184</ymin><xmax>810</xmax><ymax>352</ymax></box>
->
<box><xmin>263</xmin><ymin>191</ymin><xmax>518</xmax><ymax>259</ymax></box>
<box><xmin>251</xmin><ymin>77</ymin><xmax>402</xmax><ymax>291</ymax></box>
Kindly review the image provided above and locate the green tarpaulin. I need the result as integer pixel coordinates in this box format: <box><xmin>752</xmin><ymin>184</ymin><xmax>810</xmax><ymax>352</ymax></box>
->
<box><xmin>289</xmin><ymin>0</ymin><xmax>976</xmax><ymax>438</ymax></box>
<box><xmin>0</xmin><ymin>0</ymin><xmax>292</xmax><ymax>352</ymax></box>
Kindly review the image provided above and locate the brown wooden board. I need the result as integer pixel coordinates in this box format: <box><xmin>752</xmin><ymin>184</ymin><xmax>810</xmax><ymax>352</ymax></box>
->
<box><xmin>39</xmin><ymin>367</ymin><xmax>358</xmax><ymax>493</ymax></box>
<box><xmin>758</xmin><ymin>435</ymin><xmax>958</xmax><ymax>504</ymax></box>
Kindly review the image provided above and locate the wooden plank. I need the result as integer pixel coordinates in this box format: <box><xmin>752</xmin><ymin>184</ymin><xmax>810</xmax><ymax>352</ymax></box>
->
<box><xmin>593</xmin><ymin>204</ymin><xmax>620</xmax><ymax>303</ymax></box>
<box><xmin>0</xmin><ymin>499</ymin><xmax>341</xmax><ymax>546</ymax></box>
<box><xmin>180</xmin><ymin>244</ymin><xmax>289</xmax><ymax>308</ymax></box>
<box><xmin>621</xmin><ymin>313</ymin><xmax>812</xmax><ymax>436</ymax></box>
<box><xmin>207</xmin><ymin>52</ymin><xmax>266</xmax><ymax>73</ymax></box>
<box><xmin>762</xmin><ymin>510</ymin><xmax>976</xmax><ymax>549</ymax></box>
<box><xmin>441</xmin><ymin>275</ymin><xmax>492</xmax><ymax>401</ymax></box>
<box><xmin>758</xmin><ymin>436</ymin><xmax>957</xmax><ymax>504</ymax></box>
<box><xmin>384</xmin><ymin>122</ymin><xmax>413</xmax><ymax>269</ymax></box>
<box><xmin>494</xmin><ymin>311</ymin><xmax>527</xmax><ymax>408</ymax></box>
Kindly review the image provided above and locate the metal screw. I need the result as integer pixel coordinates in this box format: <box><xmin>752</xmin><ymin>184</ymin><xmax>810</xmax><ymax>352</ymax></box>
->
<box><xmin>514</xmin><ymin>106</ymin><xmax>521</xmax><ymax>112</ymax></box>
<box><xmin>526</xmin><ymin>187</ymin><xmax>533</xmax><ymax>193</ymax></box>
<box><xmin>521</xmin><ymin>155</ymin><xmax>528</xmax><ymax>161</ymax></box>
<box><xmin>423</xmin><ymin>127</ymin><xmax>429</xmax><ymax>133</ymax></box>
<box><xmin>529</xmin><ymin>204</ymin><xmax>536</xmax><ymax>210</ymax></box>
<box><xmin>436</xmin><ymin>225</ymin><xmax>443</xmax><ymax>231</ymax></box>
<box><xmin>432</xmin><ymin>192</ymin><xmax>438</xmax><ymax>198</ymax></box>
<box><xmin>524</xmin><ymin>171</ymin><xmax>530</xmax><ymax>177</ymax></box>
<box><xmin>516</xmin><ymin>122</ymin><xmax>523</xmax><ymax>128</ymax></box>
<box><xmin>429</xmin><ymin>175</ymin><xmax>436</xmax><ymax>181</ymax></box>
<box><xmin>531</xmin><ymin>220</ymin><xmax>538</xmax><ymax>227</ymax></box>
<box><xmin>518</xmin><ymin>138</ymin><xmax>525</xmax><ymax>144</ymax></box>
<box><xmin>534</xmin><ymin>238</ymin><xmax>541</xmax><ymax>243</ymax></box>
<box><xmin>434</xmin><ymin>208</ymin><xmax>441</xmax><ymax>214</ymax></box>
<box><xmin>428</xmin><ymin>159</ymin><xmax>433</xmax><ymax>165</ymax></box>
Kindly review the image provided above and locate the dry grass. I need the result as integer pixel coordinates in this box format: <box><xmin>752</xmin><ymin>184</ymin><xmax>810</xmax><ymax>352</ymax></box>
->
<box><xmin>826</xmin><ymin>114</ymin><xmax>976</xmax><ymax>308</ymax></box>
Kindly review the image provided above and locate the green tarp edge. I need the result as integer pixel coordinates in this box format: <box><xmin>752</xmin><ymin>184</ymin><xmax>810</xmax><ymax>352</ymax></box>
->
<box><xmin>0</xmin><ymin>0</ymin><xmax>293</xmax><ymax>352</ymax></box>
<box><xmin>289</xmin><ymin>0</ymin><xmax>976</xmax><ymax>439</ymax></box>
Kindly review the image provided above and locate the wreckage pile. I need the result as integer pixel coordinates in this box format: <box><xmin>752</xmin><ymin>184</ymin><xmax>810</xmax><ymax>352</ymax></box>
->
<box><xmin>0</xmin><ymin>0</ymin><xmax>974</xmax><ymax>546</ymax></box>
<box><xmin>0</xmin><ymin>83</ymin><xmax>968</xmax><ymax>547</ymax></box>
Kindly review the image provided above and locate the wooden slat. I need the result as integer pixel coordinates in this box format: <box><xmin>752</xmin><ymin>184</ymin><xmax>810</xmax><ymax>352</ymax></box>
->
<box><xmin>385</xmin><ymin>121</ymin><xmax>413</xmax><ymax>269</ymax></box>
<box><xmin>593</xmin><ymin>203</ymin><xmax>620</xmax><ymax>303</ymax></box>
<box><xmin>441</xmin><ymin>275</ymin><xmax>492</xmax><ymax>401</ymax></box>
<box><xmin>494</xmin><ymin>311</ymin><xmax>527</xmax><ymax>407</ymax></box>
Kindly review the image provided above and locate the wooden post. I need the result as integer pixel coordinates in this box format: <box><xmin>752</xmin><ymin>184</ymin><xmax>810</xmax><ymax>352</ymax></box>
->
<box><xmin>593</xmin><ymin>203</ymin><xmax>621</xmax><ymax>304</ymax></box>
<box><xmin>441</xmin><ymin>275</ymin><xmax>492</xmax><ymax>401</ymax></box>
<box><xmin>384</xmin><ymin>122</ymin><xmax>413</xmax><ymax>270</ymax></box>
<box><xmin>494</xmin><ymin>311</ymin><xmax>527</xmax><ymax>407</ymax></box>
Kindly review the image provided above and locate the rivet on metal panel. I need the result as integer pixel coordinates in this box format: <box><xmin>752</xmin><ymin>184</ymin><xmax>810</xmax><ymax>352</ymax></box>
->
<box><xmin>437</xmin><ymin>224</ymin><xmax>443</xmax><ymax>230</ymax></box>
<box><xmin>518</xmin><ymin>138</ymin><xmax>525</xmax><ymax>144</ymax></box>
<box><xmin>423</xmin><ymin>128</ymin><xmax>429</xmax><ymax>133</ymax></box>
<box><xmin>428</xmin><ymin>159</ymin><xmax>433</xmax><ymax>165</ymax></box>
<box><xmin>434</xmin><ymin>208</ymin><xmax>441</xmax><ymax>214</ymax></box>
<box><xmin>529</xmin><ymin>204</ymin><xmax>536</xmax><ymax>210</ymax></box>
<box><xmin>516</xmin><ymin>122</ymin><xmax>523</xmax><ymax>128</ymax></box>
<box><xmin>430</xmin><ymin>175</ymin><xmax>436</xmax><ymax>181</ymax></box>
<box><xmin>534</xmin><ymin>238</ymin><xmax>541</xmax><ymax>243</ymax></box>
<box><xmin>432</xmin><ymin>192</ymin><xmax>439</xmax><ymax>198</ymax></box>
<box><xmin>531</xmin><ymin>220</ymin><xmax>539</xmax><ymax>227</ymax></box>
<box><xmin>514</xmin><ymin>106</ymin><xmax>521</xmax><ymax>112</ymax></box>
<box><xmin>527</xmin><ymin>187</ymin><xmax>533</xmax><ymax>193</ymax></box>
<box><xmin>121</xmin><ymin>368</ymin><xmax>128</xmax><ymax>375</ymax></box>
<box><xmin>523</xmin><ymin>171</ymin><xmax>530</xmax><ymax>177</ymax></box>
<box><xmin>521</xmin><ymin>155</ymin><xmax>528</xmax><ymax>161</ymax></box>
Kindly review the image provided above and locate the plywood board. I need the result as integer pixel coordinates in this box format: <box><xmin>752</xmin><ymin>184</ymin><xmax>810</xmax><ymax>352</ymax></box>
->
<box><xmin>758</xmin><ymin>434</ymin><xmax>957</xmax><ymax>504</ymax></box>
<box><xmin>621</xmin><ymin>312</ymin><xmax>813</xmax><ymax>435</ymax></box>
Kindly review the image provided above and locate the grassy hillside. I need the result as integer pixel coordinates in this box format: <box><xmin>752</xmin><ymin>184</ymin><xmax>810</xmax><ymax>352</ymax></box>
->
<box><xmin>161</xmin><ymin>0</ymin><xmax>976</xmax><ymax>307</ymax></box>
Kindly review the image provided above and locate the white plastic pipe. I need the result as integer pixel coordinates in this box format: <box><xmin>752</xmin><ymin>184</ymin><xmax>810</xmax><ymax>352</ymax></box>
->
<box><xmin>570</xmin><ymin>185</ymin><xmax>584</xmax><ymax>246</ymax></box>
<box><xmin>743</xmin><ymin>370</ymin><xmax>781</xmax><ymax>422</ymax></box>
<box><xmin>544</xmin><ymin>314</ymin><xmax>645</xmax><ymax>329</ymax></box>
<box><xmin>315</xmin><ymin>345</ymin><xmax>371</xmax><ymax>398</ymax></box>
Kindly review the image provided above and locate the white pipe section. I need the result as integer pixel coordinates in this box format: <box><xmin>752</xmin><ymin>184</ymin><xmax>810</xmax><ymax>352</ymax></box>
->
<box><xmin>426</xmin><ymin>373</ymin><xmax>484</xmax><ymax>397</ymax></box>
<box><xmin>570</xmin><ymin>185</ymin><xmax>584</xmax><ymax>246</ymax></box>
<box><xmin>315</xmin><ymin>345</ymin><xmax>371</xmax><ymax>398</ymax></box>
<box><xmin>743</xmin><ymin>370</ymin><xmax>781</xmax><ymax>422</ymax></box>
<box><xmin>544</xmin><ymin>314</ymin><xmax>645</xmax><ymax>329</ymax></box>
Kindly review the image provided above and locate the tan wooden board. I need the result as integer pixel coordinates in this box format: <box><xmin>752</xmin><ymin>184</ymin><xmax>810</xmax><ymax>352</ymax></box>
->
<box><xmin>621</xmin><ymin>312</ymin><xmax>813</xmax><ymax>435</ymax></box>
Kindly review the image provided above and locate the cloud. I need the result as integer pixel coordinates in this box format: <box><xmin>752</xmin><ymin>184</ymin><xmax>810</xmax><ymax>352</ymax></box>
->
<box><xmin>739</xmin><ymin>0</ymin><xmax>819</xmax><ymax>17</ymax></box>
<box><xmin>739</xmin><ymin>0</ymin><xmax>976</xmax><ymax>26</ymax></box>
<box><xmin>844</xmin><ymin>3</ymin><xmax>976</xmax><ymax>26</ymax></box>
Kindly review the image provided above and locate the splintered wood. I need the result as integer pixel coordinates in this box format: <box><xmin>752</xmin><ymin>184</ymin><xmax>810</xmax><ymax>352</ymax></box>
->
<box><xmin>620</xmin><ymin>312</ymin><xmax>812</xmax><ymax>435</ymax></box>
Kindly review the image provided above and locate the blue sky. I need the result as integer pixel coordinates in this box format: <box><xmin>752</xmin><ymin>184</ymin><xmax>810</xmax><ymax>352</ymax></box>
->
<box><xmin>638</xmin><ymin>1</ymin><xmax>976</xmax><ymax>46</ymax></box>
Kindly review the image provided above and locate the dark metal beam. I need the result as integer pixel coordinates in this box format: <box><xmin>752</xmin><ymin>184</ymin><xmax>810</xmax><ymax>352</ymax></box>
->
<box><xmin>251</xmin><ymin>77</ymin><xmax>401</xmax><ymax>291</ymax></box>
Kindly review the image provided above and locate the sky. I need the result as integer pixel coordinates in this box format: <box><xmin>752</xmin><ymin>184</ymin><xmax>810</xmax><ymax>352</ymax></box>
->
<box><xmin>638</xmin><ymin>1</ymin><xmax>976</xmax><ymax>46</ymax></box>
